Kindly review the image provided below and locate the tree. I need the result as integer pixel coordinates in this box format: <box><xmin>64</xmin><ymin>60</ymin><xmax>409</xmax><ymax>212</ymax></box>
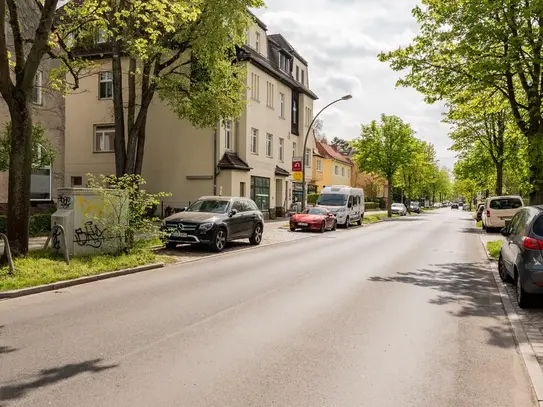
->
<box><xmin>313</xmin><ymin>118</ymin><xmax>327</xmax><ymax>142</ymax></box>
<box><xmin>330</xmin><ymin>136</ymin><xmax>349</xmax><ymax>152</ymax></box>
<box><xmin>65</xmin><ymin>0</ymin><xmax>263</xmax><ymax>176</ymax></box>
<box><xmin>352</xmin><ymin>114</ymin><xmax>416</xmax><ymax>216</ymax></box>
<box><xmin>379</xmin><ymin>0</ymin><xmax>543</xmax><ymax>204</ymax></box>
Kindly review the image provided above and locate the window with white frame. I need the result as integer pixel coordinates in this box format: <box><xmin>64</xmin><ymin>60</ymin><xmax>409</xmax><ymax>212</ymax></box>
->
<box><xmin>224</xmin><ymin>120</ymin><xmax>232</xmax><ymax>150</ymax></box>
<box><xmin>266</xmin><ymin>134</ymin><xmax>273</xmax><ymax>157</ymax></box>
<box><xmin>279</xmin><ymin>93</ymin><xmax>285</xmax><ymax>118</ymax></box>
<box><xmin>317</xmin><ymin>159</ymin><xmax>323</xmax><ymax>172</ymax></box>
<box><xmin>266</xmin><ymin>82</ymin><xmax>274</xmax><ymax>108</ymax></box>
<box><xmin>251</xmin><ymin>128</ymin><xmax>258</xmax><ymax>154</ymax></box>
<box><xmin>94</xmin><ymin>125</ymin><xmax>115</xmax><ymax>152</ymax></box>
<box><xmin>251</xmin><ymin>73</ymin><xmax>260</xmax><ymax>100</ymax></box>
<box><xmin>341</xmin><ymin>167</ymin><xmax>345</xmax><ymax>176</ymax></box>
<box><xmin>305</xmin><ymin>107</ymin><xmax>312</xmax><ymax>127</ymax></box>
<box><xmin>305</xmin><ymin>148</ymin><xmax>311</xmax><ymax>167</ymax></box>
<box><xmin>32</xmin><ymin>71</ymin><xmax>43</xmax><ymax>105</ymax></box>
<box><xmin>99</xmin><ymin>71</ymin><xmax>113</xmax><ymax>99</ymax></box>
<box><xmin>279</xmin><ymin>138</ymin><xmax>284</xmax><ymax>162</ymax></box>
<box><xmin>255</xmin><ymin>32</ymin><xmax>261</xmax><ymax>53</ymax></box>
<box><xmin>293</xmin><ymin>141</ymin><xmax>297</xmax><ymax>157</ymax></box>
<box><xmin>335</xmin><ymin>165</ymin><xmax>339</xmax><ymax>175</ymax></box>
<box><xmin>347</xmin><ymin>168</ymin><xmax>351</xmax><ymax>178</ymax></box>
<box><xmin>279</xmin><ymin>53</ymin><xmax>290</xmax><ymax>72</ymax></box>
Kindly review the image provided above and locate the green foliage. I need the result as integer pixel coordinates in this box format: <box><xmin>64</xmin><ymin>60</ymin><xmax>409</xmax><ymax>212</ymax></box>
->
<box><xmin>365</xmin><ymin>202</ymin><xmax>379</xmax><ymax>210</ymax></box>
<box><xmin>86</xmin><ymin>174</ymin><xmax>171</xmax><ymax>253</ymax></box>
<box><xmin>0</xmin><ymin>213</ymin><xmax>51</xmax><ymax>237</ymax></box>
<box><xmin>307</xmin><ymin>193</ymin><xmax>319</xmax><ymax>205</ymax></box>
<box><xmin>487</xmin><ymin>240</ymin><xmax>502</xmax><ymax>260</ymax></box>
<box><xmin>0</xmin><ymin>122</ymin><xmax>55</xmax><ymax>172</ymax></box>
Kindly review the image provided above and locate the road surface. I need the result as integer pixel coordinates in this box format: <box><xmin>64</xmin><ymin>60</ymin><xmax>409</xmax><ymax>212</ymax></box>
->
<box><xmin>0</xmin><ymin>210</ymin><xmax>536</xmax><ymax>406</ymax></box>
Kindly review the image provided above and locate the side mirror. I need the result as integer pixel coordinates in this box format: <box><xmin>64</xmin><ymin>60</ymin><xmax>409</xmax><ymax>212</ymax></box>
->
<box><xmin>180</xmin><ymin>207</ymin><xmax>187</xmax><ymax>212</ymax></box>
<box><xmin>501</xmin><ymin>228</ymin><xmax>510</xmax><ymax>237</ymax></box>
<box><xmin>229</xmin><ymin>208</ymin><xmax>238</xmax><ymax>217</ymax></box>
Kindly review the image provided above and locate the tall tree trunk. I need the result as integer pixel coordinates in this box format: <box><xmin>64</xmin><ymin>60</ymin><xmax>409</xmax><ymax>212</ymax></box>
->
<box><xmin>112</xmin><ymin>40</ymin><xmax>126</xmax><ymax>177</ymax></box>
<box><xmin>495</xmin><ymin>160</ymin><xmax>504</xmax><ymax>196</ymax></box>
<box><xmin>134</xmin><ymin>117</ymin><xmax>146</xmax><ymax>175</ymax></box>
<box><xmin>6</xmin><ymin>97</ymin><xmax>32</xmax><ymax>257</ymax></box>
<box><xmin>387</xmin><ymin>176</ymin><xmax>393</xmax><ymax>217</ymax></box>
<box><xmin>529</xmin><ymin>134</ymin><xmax>543</xmax><ymax>205</ymax></box>
<box><xmin>125</xmin><ymin>58</ymin><xmax>137</xmax><ymax>174</ymax></box>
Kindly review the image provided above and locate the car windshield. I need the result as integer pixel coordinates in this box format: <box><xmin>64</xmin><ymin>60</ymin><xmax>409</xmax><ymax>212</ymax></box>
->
<box><xmin>392</xmin><ymin>203</ymin><xmax>403</xmax><ymax>208</ymax></box>
<box><xmin>305</xmin><ymin>208</ymin><xmax>326</xmax><ymax>215</ymax></box>
<box><xmin>186</xmin><ymin>199</ymin><xmax>229</xmax><ymax>213</ymax></box>
<box><xmin>317</xmin><ymin>194</ymin><xmax>347</xmax><ymax>206</ymax></box>
<box><xmin>489</xmin><ymin>198</ymin><xmax>523</xmax><ymax>210</ymax></box>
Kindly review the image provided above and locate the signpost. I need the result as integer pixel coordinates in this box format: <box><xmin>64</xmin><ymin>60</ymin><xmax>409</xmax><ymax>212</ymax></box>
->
<box><xmin>292</xmin><ymin>157</ymin><xmax>303</xmax><ymax>182</ymax></box>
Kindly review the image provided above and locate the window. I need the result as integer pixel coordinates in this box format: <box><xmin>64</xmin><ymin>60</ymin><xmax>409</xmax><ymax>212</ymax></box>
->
<box><xmin>32</xmin><ymin>71</ymin><xmax>43</xmax><ymax>105</ymax></box>
<box><xmin>291</xmin><ymin>93</ymin><xmax>299</xmax><ymax>134</ymax></box>
<box><xmin>305</xmin><ymin>107</ymin><xmax>312</xmax><ymax>127</ymax></box>
<box><xmin>71</xmin><ymin>176</ymin><xmax>83</xmax><ymax>187</ymax></box>
<box><xmin>305</xmin><ymin>148</ymin><xmax>311</xmax><ymax>167</ymax></box>
<box><xmin>317</xmin><ymin>159</ymin><xmax>323</xmax><ymax>172</ymax></box>
<box><xmin>251</xmin><ymin>176</ymin><xmax>270</xmax><ymax>210</ymax></box>
<box><xmin>240</xmin><ymin>182</ymin><xmax>246</xmax><ymax>197</ymax></box>
<box><xmin>99</xmin><ymin>71</ymin><xmax>113</xmax><ymax>99</ymax></box>
<box><xmin>30</xmin><ymin>168</ymin><xmax>51</xmax><ymax>200</ymax></box>
<box><xmin>97</xmin><ymin>28</ymin><xmax>108</xmax><ymax>43</ymax></box>
<box><xmin>251</xmin><ymin>73</ymin><xmax>260</xmax><ymax>100</ymax></box>
<box><xmin>94</xmin><ymin>125</ymin><xmax>115</xmax><ymax>152</ymax></box>
<box><xmin>347</xmin><ymin>168</ymin><xmax>351</xmax><ymax>178</ymax></box>
<box><xmin>296</xmin><ymin>66</ymin><xmax>299</xmax><ymax>81</ymax></box>
<box><xmin>255</xmin><ymin>32</ymin><xmax>261</xmax><ymax>53</ymax></box>
<box><xmin>489</xmin><ymin>198</ymin><xmax>523</xmax><ymax>210</ymax></box>
<box><xmin>334</xmin><ymin>165</ymin><xmax>339</xmax><ymax>175</ymax></box>
<box><xmin>266</xmin><ymin>133</ymin><xmax>273</xmax><ymax>157</ymax></box>
<box><xmin>341</xmin><ymin>167</ymin><xmax>345</xmax><ymax>176</ymax></box>
<box><xmin>301</xmin><ymin>70</ymin><xmax>305</xmax><ymax>85</ymax></box>
<box><xmin>251</xmin><ymin>128</ymin><xmax>258</xmax><ymax>154</ymax></box>
<box><xmin>279</xmin><ymin>93</ymin><xmax>285</xmax><ymax>118</ymax></box>
<box><xmin>293</xmin><ymin>142</ymin><xmax>297</xmax><ymax>157</ymax></box>
<box><xmin>224</xmin><ymin>120</ymin><xmax>232</xmax><ymax>150</ymax></box>
<box><xmin>266</xmin><ymin>82</ymin><xmax>274</xmax><ymax>108</ymax></box>
<box><xmin>279</xmin><ymin>138</ymin><xmax>284</xmax><ymax>162</ymax></box>
<box><xmin>279</xmin><ymin>53</ymin><xmax>291</xmax><ymax>72</ymax></box>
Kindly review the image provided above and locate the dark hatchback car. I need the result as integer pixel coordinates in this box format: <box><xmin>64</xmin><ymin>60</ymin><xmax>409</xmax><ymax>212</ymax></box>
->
<box><xmin>162</xmin><ymin>196</ymin><xmax>264</xmax><ymax>252</ymax></box>
<box><xmin>499</xmin><ymin>206</ymin><xmax>543</xmax><ymax>308</ymax></box>
<box><xmin>451</xmin><ymin>203</ymin><xmax>459</xmax><ymax>209</ymax></box>
<box><xmin>409</xmin><ymin>202</ymin><xmax>421</xmax><ymax>214</ymax></box>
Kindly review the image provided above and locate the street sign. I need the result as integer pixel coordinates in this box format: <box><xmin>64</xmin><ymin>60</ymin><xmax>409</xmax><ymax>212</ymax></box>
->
<box><xmin>292</xmin><ymin>172</ymin><xmax>303</xmax><ymax>181</ymax></box>
<box><xmin>292</xmin><ymin>157</ymin><xmax>302</xmax><ymax>172</ymax></box>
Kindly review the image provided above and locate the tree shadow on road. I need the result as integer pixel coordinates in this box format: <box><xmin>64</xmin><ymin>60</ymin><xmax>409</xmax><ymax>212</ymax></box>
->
<box><xmin>368</xmin><ymin>262</ymin><xmax>515</xmax><ymax>348</ymax></box>
<box><xmin>0</xmin><ymin>325</ymin><xmax>17</xmax><ymax>355</ymax></box>
<box><xmin>0</xmin><ymin>358</ymin><xmax>118</xmax><ymax>402</ymax></box>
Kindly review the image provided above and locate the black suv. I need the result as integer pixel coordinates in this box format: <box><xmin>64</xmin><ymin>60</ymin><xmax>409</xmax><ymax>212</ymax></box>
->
<box><xmin>162</xmin><ymin>196</ymin><xmax>264</xmax><ymax>252</ymax></box>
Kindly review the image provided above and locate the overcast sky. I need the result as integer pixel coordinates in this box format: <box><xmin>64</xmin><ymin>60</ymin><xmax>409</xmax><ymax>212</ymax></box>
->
<box><xmin>253</xmin><ymin>0</ymin><xmax>455</xmax><ymax>169</ymax></box>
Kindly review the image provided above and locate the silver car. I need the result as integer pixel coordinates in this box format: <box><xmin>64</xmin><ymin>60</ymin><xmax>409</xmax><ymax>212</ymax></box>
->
<box><xmin>391</xmin><ymin>203</ymin><xmax>407</xmax><ymax>216</ymax></box>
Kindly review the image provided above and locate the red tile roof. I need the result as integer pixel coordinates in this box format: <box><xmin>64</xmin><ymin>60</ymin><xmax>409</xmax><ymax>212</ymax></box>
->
<box><xmin>316</xmin><ymin>142</ymin><xmax>353</xmax><ymax>165</ymax></box>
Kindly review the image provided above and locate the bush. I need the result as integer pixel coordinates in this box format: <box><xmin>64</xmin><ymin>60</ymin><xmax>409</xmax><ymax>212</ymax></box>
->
<box><xmin>365</xmin><ymin>202</ymin><xmax>379</xmax><ymax>210</ymax></box>
<box><xmin>0</xmin><ymin>213</ymin><xmax>51</xmax><ymax>237</ymax></box>
<box><xmin>307</xmin><ymin>193</ymin><xmax>319</xmax><ymax>205</ymax></box>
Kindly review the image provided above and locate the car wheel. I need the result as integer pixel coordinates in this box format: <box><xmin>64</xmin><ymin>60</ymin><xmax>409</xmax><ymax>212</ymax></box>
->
<box><xmin>319</xmin><ymin>221</ymin><xmax>326</xmax><ymax>233</ymax></box>
<box><xmin>332</xmin><ymin>220</ymin><xmax>337</xmax><ymax>231</ymax></box>
<box><xmin>357</xmin><ymin>216</ymin><xmax>362</xmax><ymax>226</ymax></box>
<box><xmin>210</xmin><ymin>227</ymin><xmax>227</xmax><ymax>252</ymax></box>
<box><xmin>290</xmin><ymin>226</ymin><xmax>296</xmax><ymax>232</ymax></box>
<box><xmin>249</xmin><ymin>223</ymin><xmax>263</xmax><ymax>245</ymax></box>
<box><xmin>516</xmin><ymin>270</ymin><xmax>533</xmax><ymax>309</ymax></box>
<box><xmin>345</xmin><ymin>217</ymin><xmax>350</xmax><ymax>228</ymax></box>
<box><xmin>498</xmin><ymin>255</ymin><xmax>513</xmax><ymax>283</ymax></box>
<box><xmin>165</xmin><ymin>241</ymin><xmax>177</xmax><ymax>250</ymax></box>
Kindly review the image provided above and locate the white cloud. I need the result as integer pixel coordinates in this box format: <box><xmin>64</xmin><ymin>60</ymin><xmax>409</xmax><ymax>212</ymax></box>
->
<box><xmin>253</xmin><ymin>0</ymin><xmax>454</xmax><ymax>169</ymax></box>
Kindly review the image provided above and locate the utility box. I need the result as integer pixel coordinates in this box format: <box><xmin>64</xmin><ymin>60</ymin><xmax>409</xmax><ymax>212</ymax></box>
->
<box><xmin>51</xmin><ymin>188</ymin><xmax>128</xmax><ymax>256</ymax></box>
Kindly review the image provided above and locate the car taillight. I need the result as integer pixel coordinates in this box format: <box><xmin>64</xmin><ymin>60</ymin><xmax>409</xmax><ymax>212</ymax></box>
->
<box><xmin>523</xmin><ymin>237</ymin><xmax>543</xmax><ymax>250</ymax></box>
<box><xmin>486</xmin><ymin>209</ymin><xmax>490</xmax><ymax>217</ymax></box>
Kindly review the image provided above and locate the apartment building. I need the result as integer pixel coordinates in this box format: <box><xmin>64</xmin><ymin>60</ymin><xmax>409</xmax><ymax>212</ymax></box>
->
<box><xmin>0</xmin><ymin>0</ymin><xmax>65</xmax><ymax>213</ymax></box>
<box><xmin>313</xmin><ymin>141</ymin><xmax>354</xmax><ymax>191</ymax></box>
<box><xmin>64</xmin><ymin>13</ymin><xmax>317</xmax><ymax>218</ymax></box>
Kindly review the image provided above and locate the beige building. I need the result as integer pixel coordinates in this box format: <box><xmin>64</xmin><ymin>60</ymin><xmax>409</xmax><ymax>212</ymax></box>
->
<box><xmin>64</xmin><ymin>14</ymin><xmax>317</xmax><ymax>218</ymax></box>
<box><xmin>0</xmin><ymin>0</ymin><xmax>65</xmax><ymax>213</ymax></box>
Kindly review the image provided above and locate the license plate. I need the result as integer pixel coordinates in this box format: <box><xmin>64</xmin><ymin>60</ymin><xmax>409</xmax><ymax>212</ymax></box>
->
<box><xmin>500</xmin><ymin>217</ymin><xmax>511</xmax><ymax>221</ymax></box>
<box><xmin>298</xmin><ymin>222</ymin><xmax>308</xmax><ymax>226</ymax></box>
<box><xmin>173</xmin><ymin>232</ymin><xmax>188</xmax><ymax>238</ymax></box>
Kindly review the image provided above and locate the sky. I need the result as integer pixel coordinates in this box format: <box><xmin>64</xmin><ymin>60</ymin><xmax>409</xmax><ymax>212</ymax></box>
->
<box><xmin>253</xmin><ymin>0</ymin><xmax>455</xmax><ymax>169</ymax></box>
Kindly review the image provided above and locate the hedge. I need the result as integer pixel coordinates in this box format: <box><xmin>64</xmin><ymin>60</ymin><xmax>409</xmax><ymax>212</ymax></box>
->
<box><xmin>365</xmin><ymin>202</ymin><xmax>379</xmax><ymax>210</ymax></box>
<box><xmin>0</xmin><ymin>213</ymin><xmax>51</xmax><ymax>237</ymax></box>
<box><xmin>307</xmin><ymin>193</ymin><xmax>319</xmax><ymax>205</ymax></box>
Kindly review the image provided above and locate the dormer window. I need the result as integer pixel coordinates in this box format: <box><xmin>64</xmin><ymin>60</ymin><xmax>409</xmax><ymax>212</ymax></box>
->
<box><xmin>278</xmin><ymin>52</ymin><xmax>291</xmax><ymax>73</ymax></box>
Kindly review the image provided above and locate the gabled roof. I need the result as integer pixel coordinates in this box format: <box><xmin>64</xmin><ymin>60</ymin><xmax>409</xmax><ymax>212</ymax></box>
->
<box><xmin>316</xmin><ymin>141</ymin><xmax>353</xmax><ymax>165</ymax></box>
<box><xmin>217</xmin><ymin>151</ymin><xmax>252</xmax><ymax>171</ymax></box>
<box><xmin>275</xmin><ymin>165</ymin><xmax>290</xmax><ymax>177</ymax></box>
<box><xmin>268</xmin><ymin>34</ymin><xmax>307</xmax><ymax>66</ymax></box>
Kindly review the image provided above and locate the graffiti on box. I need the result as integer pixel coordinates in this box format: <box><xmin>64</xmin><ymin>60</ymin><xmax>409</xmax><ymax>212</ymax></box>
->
<box><xmin>74</xmin><ymin>221</ymin><xmax>107</xmax><ymax>248</ymax></box>
<box><xmin>58</xmin><ymin>194</ymin><xmax>72</xmax><ymax>209</ymax></box>
<box><xmin>52</xmin><ymin>226</ymin><xmax>62</xmax><ymax>251</ymax></box>
<box><xmin>76</xmin><ymin>196</ymin><xmax>104</xmax><ymax>217</ymax></box>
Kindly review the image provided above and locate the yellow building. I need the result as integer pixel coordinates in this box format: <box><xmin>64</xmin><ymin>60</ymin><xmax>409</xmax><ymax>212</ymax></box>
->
<box><xmin>312</xmin><ymin>141</ymin><xmax>353</xmax><ymax>192</ymax></box>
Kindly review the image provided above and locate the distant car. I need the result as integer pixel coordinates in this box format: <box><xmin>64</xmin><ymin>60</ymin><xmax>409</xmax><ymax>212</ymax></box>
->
<box><xmin>475</xmin><ymin>203</ymin><xmax>485</xmax><ymax>221</ymax></box>
<box><xmin>482</xmin><ymin>195</ymin><xmax>524</xmax><ymax>232</ymax></box>
<box><xmin>434</xmin><ymin>202</ymin><xmax>443</xmax><ymax>208</ymax></box>
<box><xmin>290</xmin><ymin>207</ymin><xmax>337</xmax><ymax>232</ymax></box>
<box><xmin>161</xmin><ymin>196</ymin><xmax>264</xmax><ymax>252</ymax></box>
<box><xmin>451</xmin><ymin>203</ymin><xmax>459</xmax><ymax>209</ymax></box>
<box><xmin>500</xmin><ymin>206</ymin><xmax>543</xmax><ymax>308</ymax></box>
<box><xmin>409</xmin><ymin>202</ymin><xmax>421</xmax><ymax>214</ymax></box>
<box><xmin>391</xmin><ymin>203</ymin><xmax>408</xmax><ymax>216</ymax></box>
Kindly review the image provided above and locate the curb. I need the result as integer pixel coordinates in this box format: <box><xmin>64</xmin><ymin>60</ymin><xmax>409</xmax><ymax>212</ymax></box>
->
<box><xmin>478</xmin><ymin>233</ymin><xmax>543</xmax><ymax>405</ymax></box>
<box><xmin>0</xmin><ymin>262</ymin><xmax>165</xmax><ymax>299</ymax></box>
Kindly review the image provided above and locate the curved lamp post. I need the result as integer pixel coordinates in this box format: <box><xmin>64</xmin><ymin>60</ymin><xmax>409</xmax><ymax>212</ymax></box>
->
<box><xmin>301</xmin><ymin>94</ymin><xmax>352</xmax><ymax>211</ymax></box>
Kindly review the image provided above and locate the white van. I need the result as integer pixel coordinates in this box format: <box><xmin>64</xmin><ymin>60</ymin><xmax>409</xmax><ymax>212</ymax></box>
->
<box><xmin>316</xmin><ymin>186</ymin><xmax>364</xmax><ymax>228</ymax></box>
<box><xmin>482</xmin><ymin>195</ymin><xmax>524</xmax><ymax>231</ymax></box>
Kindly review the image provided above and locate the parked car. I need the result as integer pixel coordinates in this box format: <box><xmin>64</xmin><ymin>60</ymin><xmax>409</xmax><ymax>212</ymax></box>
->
<box><xmin>482</xmin><ymin>195</ymin><xmax>524</xmax><ymax>232</ymax></box>
<box><xmin>391</xmin><ymin>203</ymin><xmax>408</xmax><ymax>216</ymax></box>
<box><xmin>409</xmin><ymin>202</ymin><xmax>421</xmax><ymax>214</ymax></box>
<box><xmin>474</xmin><ymin>203</ymin><xmax>485</xmax><ymax>221</ymax></box>
<box><xmin>499</xmin><ymin>206</ymin><xmax>543</xmax><ymax>308</ymax></box>
<box><xmin>451</xmin><ymin>203</ymin><xmax>459</xmax><ymax>209</ymax></box>
<box><xmin>161</xmin><ymin>196</ymin><xmax>264</xmax><ymax>252</ymax></box>
<box><xmin>290</xmin><ymin>207</ymin><xmax>337</xmax><ymax>232</ymax></box>
<box><xmin>316</xmin><ymin>185</ymin><xmax>364</xmax><ymax>228</ymax></box>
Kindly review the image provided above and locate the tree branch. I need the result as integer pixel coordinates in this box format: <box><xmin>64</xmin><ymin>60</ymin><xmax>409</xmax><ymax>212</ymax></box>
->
<box><xmin>5</xmin><ymin>0</ymin><xmax>25</xmax><ymax>72</ymax></box>
<box><xmin>0</xmin><ymin>0</ymin><xmax>13</xmax><ymax>95</ymax></box>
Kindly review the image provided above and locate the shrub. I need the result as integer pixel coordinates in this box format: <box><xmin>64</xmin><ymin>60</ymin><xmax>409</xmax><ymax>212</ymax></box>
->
<box><xmin>0</xmin><ymin>213</ymin><xmax>51</xmax><ymax>237</ymax></box>
<box><xmin>307</xmin><ymin>193</ymin><xmax>319</xmax><ymax>205</ymax></box>
<box><xmin>365</xmin><ymin>202</ymin><xmax>379</xmax><ymax>210</ymax></box>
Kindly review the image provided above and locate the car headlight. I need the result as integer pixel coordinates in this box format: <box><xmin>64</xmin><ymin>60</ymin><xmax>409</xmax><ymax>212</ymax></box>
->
<box><xmin>199</xmin><ymin>223</ymin><xmax>214</xmax><ymax>232</ymax></box>
<box><xmin>337</xmin><ymin>208</ymin><xmax>346</xmax><ymax>213</ymax></box>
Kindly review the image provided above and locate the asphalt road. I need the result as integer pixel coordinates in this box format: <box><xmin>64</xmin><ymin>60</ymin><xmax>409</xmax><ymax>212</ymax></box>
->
<box><xmin>0</xmin><ymin>210</ymin><xmax>537</xmax><ymax>407</ymax></box>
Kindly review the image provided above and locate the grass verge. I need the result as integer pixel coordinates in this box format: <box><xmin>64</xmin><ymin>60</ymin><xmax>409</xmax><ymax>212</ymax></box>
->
<box><xmin>476</xmin><ymin>220</ymin><xmax>482</xmax><ymax>228</ymax></box>
<box><xmin>487</xmin><ymin>240</ymin><xmax>502</xmax><ymax>260</ymax></box>
<box><xmin>0</xmin><ymin>248</ymin><xmax>173</xmax><ymax>292</ymax></box>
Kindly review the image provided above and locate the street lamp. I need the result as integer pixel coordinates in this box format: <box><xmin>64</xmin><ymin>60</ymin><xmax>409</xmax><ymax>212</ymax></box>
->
<box><xmin>301</xmin><ymin>94</ymin><xmax>352</xmax><ymax>211</ymax></box>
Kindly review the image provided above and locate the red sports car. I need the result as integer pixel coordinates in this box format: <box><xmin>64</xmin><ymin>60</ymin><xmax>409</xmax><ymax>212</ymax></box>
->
<box><xmin>290</xmin><ymin>208</ymin><xmax>337</xmax><ymax>232</ymax></box>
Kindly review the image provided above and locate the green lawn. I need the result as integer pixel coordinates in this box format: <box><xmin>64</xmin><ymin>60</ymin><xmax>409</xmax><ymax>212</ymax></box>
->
<box><xmin>0</xmin><ymin>249</ymin><xmax>172</xmax><ymax>292</ymax></box>
<box><xmin>476</xmin><ymin>220</ymin><xmax>482</xmax><ymax>228</ymax></box>
<box><xmin>487</xmin><ymin>240</ymin><xmax>502</xmax><ymax>260</ymax></box>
